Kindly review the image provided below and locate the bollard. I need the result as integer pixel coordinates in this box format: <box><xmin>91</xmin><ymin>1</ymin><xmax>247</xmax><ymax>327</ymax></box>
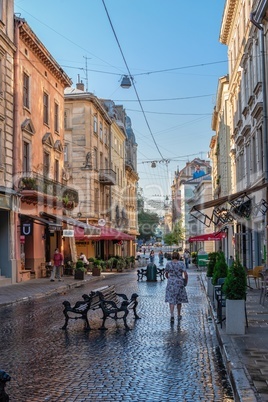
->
<box><xmin>0</xmin><ymin>370</ymin><xmax>11</xmax><ymax>402</ymax></box>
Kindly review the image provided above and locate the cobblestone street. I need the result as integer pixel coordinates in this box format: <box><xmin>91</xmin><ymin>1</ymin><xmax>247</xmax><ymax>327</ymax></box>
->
<box><xmin>0</xmin><ymin>270</ymin><xmax>234</xmax><ymax>401</ymax></box>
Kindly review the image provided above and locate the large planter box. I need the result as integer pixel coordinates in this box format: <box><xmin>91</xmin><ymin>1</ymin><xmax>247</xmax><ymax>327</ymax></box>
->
<box><xmin>92</xmin><ymin>267</ymin><xmax>101</xmax><ymax>276</ymax></box>
<box><xmin>206</xmin><ymin>277</ymin><xmax>214</xmax><ymax>299</ymax></box>
<box><xmin>74</xmin><ymin>270</ymin><xmax>85</xmax><ymax>280</ymax></box>
<box><xmin>226</xmin><ymin>299</ymin><xmax>245</xmax><ymax>335</ymax></box>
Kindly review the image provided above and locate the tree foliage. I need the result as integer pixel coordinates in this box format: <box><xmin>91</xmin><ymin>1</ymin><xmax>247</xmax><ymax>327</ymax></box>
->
<box><xmin>163</xmin><ymin>220</ymin><xmax>185</xmax><ymax>246</ymax></box>
<box><xmin>222</xmin><ymin>257</ymin><xmax>247</xmax><ymax>300</ymax></box>
<box><xmin>137</xmin><ymin>209</ymin><xmax>159</xmax><ymax>242</ymax></box>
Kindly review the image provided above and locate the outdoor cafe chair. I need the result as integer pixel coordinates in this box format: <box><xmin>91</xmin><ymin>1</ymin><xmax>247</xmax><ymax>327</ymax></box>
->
<box><xmin>247</xmin><ymin>266</ymin><xmax>263</xmax><ymax>289</ymax></box>
<box><xmin>259</xmin><ymin>270</ymin><xmax>268</xmax><ymax>306</ymax></box>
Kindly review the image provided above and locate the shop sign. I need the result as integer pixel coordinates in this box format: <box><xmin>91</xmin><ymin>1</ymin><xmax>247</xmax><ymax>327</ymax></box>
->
<box><xmin>21</xmin><ymin>222</ymin><xmax>31</xmax><ymax>235</ymax></box>
<box><xmin>20</xmin><ymin>235</ymin><xmax>25</xmax><ymax>244</ymax></box>
<box><xmin>63</xmin><ymin>229</ymin><xmax>74</xmax><ymax>237</ymax></box>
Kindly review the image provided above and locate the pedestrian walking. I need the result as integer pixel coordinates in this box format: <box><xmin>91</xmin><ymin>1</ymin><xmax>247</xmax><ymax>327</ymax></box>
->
<box><xmin>158</xmin><ymin>250</ymin><xmax>164</xmax><ymax>265</ymax></box>
<box><xmin>50</xmin><ymin>248</ymin><xmax>63</xmax><ymax>282</ymax></box>
<box><xmin>149</xmin><ymin>250</ymin><xmax>155</xmax><ymax>263</ymax></box>
<box><xmin>183</xmin><ymin>249</ymin><xmax>191</xmax><ymax>269</ymax></box>
<box><xmin>165</xmin><ymin>251</ymin><xmax>188</xmax><ymax>323</ymax></box>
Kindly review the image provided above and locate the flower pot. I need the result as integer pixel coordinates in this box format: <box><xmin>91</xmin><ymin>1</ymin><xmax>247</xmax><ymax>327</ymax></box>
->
<box><xmin>74</xmin><ymin>270</ymin><xmax>85</xmax><ymax>280</ymax></box>
<box><xmin>92</xmin><ymin>267</ymin><xmax>101</xmax><ymax>276</ymax></box>
<box><xmin>226</xmin><ymin>299</ymin><xmax>245</xmax><ymax>334</ymax></box>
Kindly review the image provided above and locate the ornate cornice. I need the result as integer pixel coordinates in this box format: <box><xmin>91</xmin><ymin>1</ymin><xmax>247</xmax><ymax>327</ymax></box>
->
<box><xmin>17</xmin><ymin>18</ymin><xmax>72</xmax><ymax>87</ymax></box>
<box><xmin>220</xmin><ymin>0</ymin><xmax>237</xmax><ymax>45</ymax></box>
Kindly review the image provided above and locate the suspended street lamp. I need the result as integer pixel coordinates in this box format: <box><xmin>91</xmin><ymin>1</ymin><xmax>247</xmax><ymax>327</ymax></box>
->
<box><xmin>120</xmin><ymin>75</ymin><xmax>132</xmax><ymax>89</ymax></box>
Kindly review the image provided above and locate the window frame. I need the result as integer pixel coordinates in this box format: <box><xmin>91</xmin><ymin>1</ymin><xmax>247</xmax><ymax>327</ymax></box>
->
<box><xmin>23</xmin><ymin>72</ymin><xmax>30</xmax><ymax>109</ymax></box>
<box><xmin>54</xmin><ymin>102</ymin><xmax>59</xmax><ymax>133</ymax></box>
<box><xmin>43</xmin><ymin>92</ymin><xmax>49</xmax><ymax>125</ymax></box>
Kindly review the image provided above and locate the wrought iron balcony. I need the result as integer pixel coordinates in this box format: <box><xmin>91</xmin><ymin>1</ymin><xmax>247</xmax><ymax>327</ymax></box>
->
<box><xmin>18</xmin><ymin>172</ymin><xmax>79</xmax><ymax>208</ymax></box>
<box><xmin>99</xmin><ymin>169</ymin><xmax>116</xmax><ymax>185</ymax></box>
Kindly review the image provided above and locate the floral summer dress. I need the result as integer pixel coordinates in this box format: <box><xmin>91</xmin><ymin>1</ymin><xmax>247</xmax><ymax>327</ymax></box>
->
<box><xmin>165</xmin><ymin>260</ymin><xmax>188</xmax><ymax>304</ymax></box>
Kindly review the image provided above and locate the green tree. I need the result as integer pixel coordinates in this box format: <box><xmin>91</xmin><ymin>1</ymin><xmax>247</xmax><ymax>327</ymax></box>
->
<box><xmin>163</xmin><ymin>232</ymin><xmax>176</xmax><ymax>246</ymax></box>
<box><xmin>138</xmin><ymin>210</ymin><xmax>159</xmax><ymax>242</ymax></box>
<box><xmin>163</xmin><ymin>220</ymin><xmax>185</xmax><ymax>246</ymax></box>
<box><xmin>173</xmin><ymin>220</ymin><xmax>185</xmax><ymax>244</ymax></box>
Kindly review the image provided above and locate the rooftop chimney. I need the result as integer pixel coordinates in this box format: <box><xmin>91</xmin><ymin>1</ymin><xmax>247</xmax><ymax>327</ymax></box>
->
<box><xmin>76</xmin><ymin>74</ymin><xmax>85</xmax><ymax>91</ymax></box>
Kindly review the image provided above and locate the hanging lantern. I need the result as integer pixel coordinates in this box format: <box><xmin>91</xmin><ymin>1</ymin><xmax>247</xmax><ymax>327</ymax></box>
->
<box><xmin>151</xmin><ymin>161</ymin><xmax>157</xmax><ymax>168</ymax></box>
<box><xmin>120</xmin><ymin>75</ymin><xmax>132</xmax><ymax>89</ymax></box>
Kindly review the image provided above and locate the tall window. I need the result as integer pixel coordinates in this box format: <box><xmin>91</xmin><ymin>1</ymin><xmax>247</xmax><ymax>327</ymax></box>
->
<box><xmin>64</xmin><ymin>144</ymin><xmax>69</xmax><ymax>163</ymax></box>
<box><xmin>43</xmin><ymin>92</ymin><xmax>49</xmax><ymax>125</ymax></box>
<box><xmin>54</xmin><ymin>102</ymin><xmax>59</xmax><ymax>132</ymax></box>
<box><xmin>93</xmin><ymin>115</ymin><xmax>98</xmax><ymax>133</ymax></box>
<box><xmin>54</xmin><ymin>159</ymin><xmax>59</xmax><ymax>182</ymax></box>
<box><xmin>23</xmin><ymin>142</ymin><xmax>30</xmax><ymax>172</ymax></box>
<box><xmin>99</xmin><ymin>122</ymin><xmax>103</xmax><ymax>141</ymax></box>
<box><xmin>93</xmin><ymin>147</ymin><xmax>98</xmax><ymax>170</ymax></box>
<box><xmin>23</xmin><ymin>72</ymin><xmax>30</xmax><ymax>109</ymax></box>
<box><xmin>104</xmin><ymin>127</ymin><xmax>108</xmax><ymax>145</ymax></box>
<box><xmin>64</xmin><ymin>109</ymin><xmax>69</xmax><ymax>129</ymax></box>
<box><xmin>100</xmin><ymin>152</ymin><xmax>103</xmax><ymax>169</ymax></box>
<box><xmin>43</xmin><ymin>152</ymin><xmax>50</xmax><ymax>176</ymax></box>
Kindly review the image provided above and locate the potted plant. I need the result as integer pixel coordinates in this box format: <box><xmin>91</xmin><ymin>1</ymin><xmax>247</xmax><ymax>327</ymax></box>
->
<box><xmin>206</xmin><ymin>252</ymin><xmax>218</xmax><ymax>298</ymax></box>
<box><xmin>92</xmin><ymin>259</ymin><xmax>101</xmax><ymax>276</ymax></box>
<box><xmin>21</xmin><ymin>177</ymin><xmax>38</xmax><ymax>190</ymax></box>
<box><xmin>116</xmin><ymin>257</ymin><xmax>126</xmax><ymax>272</ymax></box>
<box><xmin>212</xmin><ymin>252</ymin><xmax>228</xmax><ymax>286</ymax></box>
<box><xmin>107</xmin><ymin>257</ymin><xmax>115</xmax><ymax>272</ymax></box>
<box><xmin>129</xmin><ymin>256</ymin><xmax>135</xmax><ymax>268</ymax></box>
<box><xmin>100</xmin><ymin>260</ymin><xmax>107</xmax><ymax>272</ymax></box>
<box><xmin>62</xmin><ymin>195</ymin><xmax>75</xmax><ymax>210</ymax></box>
<box><xmin>222</xmin><ymin>257</ymin><xmax>247</xmax><ymax>334</ymax></box>
<box><xmin>74</xmin><ymin>260</ymin><xmax>86</xmax><ymax>280</ymax></box>
<box><xmin>88</xmin><ymin>257</ymin><xmax>95</xmax><ymax>272</ymax></box>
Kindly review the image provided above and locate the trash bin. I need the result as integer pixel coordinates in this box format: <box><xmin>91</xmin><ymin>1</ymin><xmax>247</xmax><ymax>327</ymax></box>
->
<box><xmin>147</xmin><ymin>263</ymin><xmax>157</xmax><ymax>281</ymax></box>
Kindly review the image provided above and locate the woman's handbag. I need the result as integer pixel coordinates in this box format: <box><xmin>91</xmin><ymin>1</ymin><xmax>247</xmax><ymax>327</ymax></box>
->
<box><xmin>182</xmin><ymin>271</ymin><xmax>188</xmax><ymax>287</ymax></box>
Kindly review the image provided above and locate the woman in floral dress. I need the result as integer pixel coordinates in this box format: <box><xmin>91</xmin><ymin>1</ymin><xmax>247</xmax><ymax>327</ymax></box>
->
<box><xmin>165</xmin><ymin>251</ymin><xmax>188</xmax><ymax>322</ymax></box>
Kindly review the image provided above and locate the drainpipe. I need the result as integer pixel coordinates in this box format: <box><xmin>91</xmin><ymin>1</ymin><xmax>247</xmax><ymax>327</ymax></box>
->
<box><xmin>250</xmin><ymin>12</ymin><xmax>268</xmax><ymax>266</ymax></box>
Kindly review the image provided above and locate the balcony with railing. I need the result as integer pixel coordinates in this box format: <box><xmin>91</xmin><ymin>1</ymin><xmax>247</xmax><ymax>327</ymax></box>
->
<box><xmin>18</xmin><ymin>172</ymin><xmax>79</xmax><ymax>210</ymax></box>
<box><xmin>99</xmin><ymin>169</ymin><xmax>116</xmax><ymax>185</ymax></box>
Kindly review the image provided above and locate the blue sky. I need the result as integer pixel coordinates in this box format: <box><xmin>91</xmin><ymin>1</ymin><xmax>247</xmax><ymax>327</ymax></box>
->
<box><xmin>14</xmin><ymin>0</ymin><xmax>227</xmax><ymax>211</ymax></box>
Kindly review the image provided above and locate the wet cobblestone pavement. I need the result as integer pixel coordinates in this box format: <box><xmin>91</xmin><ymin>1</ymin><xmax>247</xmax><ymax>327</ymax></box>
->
<box><xmin>0</xmin><ymin>271</ymin><xmax>234</xmax><ymax>401</ymax></box>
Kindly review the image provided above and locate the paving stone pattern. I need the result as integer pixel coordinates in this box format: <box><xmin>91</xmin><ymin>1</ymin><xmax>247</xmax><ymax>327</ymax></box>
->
<box><xmin>0</xmin><ymin>272</ymin><xmax>234</xmax><ymax>401</ymax></box>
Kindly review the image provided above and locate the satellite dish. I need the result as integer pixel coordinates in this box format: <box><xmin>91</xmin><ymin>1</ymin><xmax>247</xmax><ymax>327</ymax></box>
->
<box><xmin>98</xmin><ymin>219</ymin><xmax>106</xmax><ymax>227</ymax></box>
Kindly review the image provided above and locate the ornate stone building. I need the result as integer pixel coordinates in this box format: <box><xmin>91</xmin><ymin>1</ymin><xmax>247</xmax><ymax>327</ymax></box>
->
<box><xmin>0</xmin><ymin>0</ymin><xmax>16</xmax><ymax>284</ymax></box>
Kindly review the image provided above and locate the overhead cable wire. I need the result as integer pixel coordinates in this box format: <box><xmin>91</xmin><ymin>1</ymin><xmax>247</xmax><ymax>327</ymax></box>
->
<box><xmin>101</xmin><ymin>0</ymin><xmax>164</xmax><ymax>160</ymax></box>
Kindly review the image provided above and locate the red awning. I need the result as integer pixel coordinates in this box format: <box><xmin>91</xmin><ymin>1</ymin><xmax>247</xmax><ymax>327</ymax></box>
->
<box><xmin>98</xmin><ymin>227</ymin><xmax>135</xmax><ymax>241</ymax></box>
<box><xmin>74</xmin><ymin>226</ymin><xmax>135</xmax><ymax>241</ymax></box>
<box><xmin>188</xmin><ymin>232</ymin><xmax>227</xmax><ymax>242</ymax></box>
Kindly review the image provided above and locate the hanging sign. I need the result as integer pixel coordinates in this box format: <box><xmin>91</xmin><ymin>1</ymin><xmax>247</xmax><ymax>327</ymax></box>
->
<box><xmin>21</xmin><ymin>223</ymin><xmax>32</xmax><ymax>236</ymax></box>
